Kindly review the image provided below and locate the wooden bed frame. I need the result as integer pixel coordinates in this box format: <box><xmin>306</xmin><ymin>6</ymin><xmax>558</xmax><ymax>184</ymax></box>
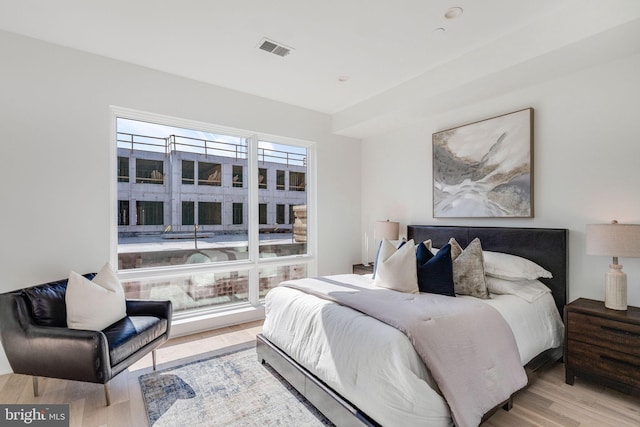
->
<box><xmin>257</xmin><ymin>225</ymin><xmax>569</xmax><ymax>426</ymax></box>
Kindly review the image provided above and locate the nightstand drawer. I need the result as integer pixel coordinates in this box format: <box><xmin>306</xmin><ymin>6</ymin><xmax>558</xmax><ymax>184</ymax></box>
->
<box><xmin>568</xmin><ymin>339</ymin><xmax>640</xmax><ymax>386</ymax></box>
<box><xmin>568</xmin><ymin>312</ymin><xmax>640</xmax><ymax>357</ymax></box>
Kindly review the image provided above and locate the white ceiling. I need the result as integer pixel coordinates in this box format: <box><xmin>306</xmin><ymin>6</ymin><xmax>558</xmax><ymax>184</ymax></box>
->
<box><xmin>1</xmin><ymin>0</ymin><xmax>640</xmax><ymax>138</ymax></box>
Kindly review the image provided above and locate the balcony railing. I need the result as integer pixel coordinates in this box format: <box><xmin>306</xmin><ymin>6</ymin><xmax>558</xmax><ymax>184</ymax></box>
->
<box><xmin>117</xmin><ymin>132</ymin><xmax>306</xmax><ymax>167</ymax></box>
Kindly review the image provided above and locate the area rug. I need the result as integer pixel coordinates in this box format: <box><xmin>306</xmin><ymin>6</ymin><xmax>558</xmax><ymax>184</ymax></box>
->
<box><xmin>139</xmin><ymin>345</ymin><xmax>334</xmax><ymax>426</ymax></box>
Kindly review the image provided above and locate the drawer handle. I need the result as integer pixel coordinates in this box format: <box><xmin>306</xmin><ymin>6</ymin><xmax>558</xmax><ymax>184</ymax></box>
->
<box><xmin>600</xmin><ymin>354</ymin><xmax>640</xmax><ymax>370</ymax></box>
<box><xmin>600</xmin><ymin>325</ymin><xmax>640</xmax><ymax>337</ymax></box>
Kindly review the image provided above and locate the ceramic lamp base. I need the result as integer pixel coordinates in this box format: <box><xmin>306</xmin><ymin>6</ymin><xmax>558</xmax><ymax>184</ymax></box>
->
<box><xmin>605</xmin><ymin>263</ymin><xmax>627</xmax><ymax>311</ymax></box>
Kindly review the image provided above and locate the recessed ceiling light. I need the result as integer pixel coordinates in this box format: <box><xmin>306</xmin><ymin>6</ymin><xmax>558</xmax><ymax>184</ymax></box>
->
<box><xmin>337</xmin><ymin>76</ymin><xmax>350</xmax><ymax>82</ymax></box>
<box><xmin>444</xmin><ymin>7</ymin><xmax>463</xmax><ymax>20</ymax></box>
<box><xmin>433</xmin><ymin>27</ymin><xmax>446</xmax><ymax>35</ymax></box>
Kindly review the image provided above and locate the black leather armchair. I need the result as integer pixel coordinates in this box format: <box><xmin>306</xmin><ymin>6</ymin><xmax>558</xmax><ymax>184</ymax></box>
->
<box><xmin>0</xmin><ymin>273</ymin><xmax>172</xmax><ymax>405</ymax></box>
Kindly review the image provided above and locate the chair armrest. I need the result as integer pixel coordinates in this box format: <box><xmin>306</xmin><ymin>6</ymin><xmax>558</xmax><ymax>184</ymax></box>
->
<box><xmin>21</xmin><ymin>325</ymin><xmax>110</xmax><ymax>382</ymax></box>
<box><xmin>0</xmin><ymin>295</ymin><xmax>111</xmax><ymax>383</ymax></box>
<box><xmin>126</xmin><ymin>299</ymin><xmax>172</xmax><ymax>338</ymax></box>
<box><xmin>126</xmin><ymin>299</ymin><xmax>172</xmax><ymax>319</ymax></box>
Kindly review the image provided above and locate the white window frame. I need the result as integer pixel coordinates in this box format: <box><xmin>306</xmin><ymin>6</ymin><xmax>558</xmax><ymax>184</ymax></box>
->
<box><xmin>109</xmin><ymin>106</ymin><xmax>317</xmax><ymax>335</ymax></box>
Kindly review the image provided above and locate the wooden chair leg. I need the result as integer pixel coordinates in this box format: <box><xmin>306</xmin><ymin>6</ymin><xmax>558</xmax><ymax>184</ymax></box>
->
<box><xmin>104</xmin><ymin>383</ymin><xmax>111</xmax><ymax>406</ymax></box>
<box><xmin>32</xmin><ymin>376</ymin><xmax>39</xmax><ymax>397</ymax></box>
<box><xmin>152</xmin><ymin>349</ymin><xmax>157</xmax><ymax>371</ymax></box>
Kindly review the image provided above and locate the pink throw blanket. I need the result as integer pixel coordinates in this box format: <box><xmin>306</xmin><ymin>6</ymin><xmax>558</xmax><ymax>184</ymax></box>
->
<box><xmin>280</xmin><ymin>277</ymin><xmax>527</xmax><ymax>427</ymax></box>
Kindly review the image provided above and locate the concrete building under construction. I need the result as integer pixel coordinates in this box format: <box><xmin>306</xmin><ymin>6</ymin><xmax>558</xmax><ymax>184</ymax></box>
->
<box><xmin>116</xmin><ymin>132</ymin><xmax>307</xmax><ymax>238</ymax></box>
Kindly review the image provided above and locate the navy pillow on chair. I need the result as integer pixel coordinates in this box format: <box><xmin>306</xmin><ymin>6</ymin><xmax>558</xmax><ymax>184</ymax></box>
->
<box><xmin>416</xmin><ymin>243</ymin><xmax>455</xmax><ymax>296</ymax></box>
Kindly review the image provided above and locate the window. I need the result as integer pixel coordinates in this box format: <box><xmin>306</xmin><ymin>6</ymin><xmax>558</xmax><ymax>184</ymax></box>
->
<box><xmin>276</xmin><ymin>204</ymin><xmax>285</xmax><ymax>225</ymax></box>
<box><xmin>258</xmin><ymin>140</ymin><xmax>307</xmax><ymax>258</ymax></box>
<box><xmin>276</xmin><ymin>170</ymin><xmax>285</xmax><ymax>190</ymax></box>
<box><xmin>233</xmin><ymin>203</ymin><xmax>243</xmax><ymax>225</ymax></box>
<box><xmin>232</xmin><ymin>165</ymin><xmax>243</xmax><ymax>188</ymax></box>
<box><xmin>182</xmin><ymin>160</ymin><xmax>194</xmax><ymax>185</ymax></box>
<box><xmin>136</xmin><ymin>201</ymin><xmax>163</xmax><ymax>225</ymax></box>
<box><xmin>259</xmin><ymin>204</ymin><xmax>267</xmax><ymax>225</ymax></box>
<box><xmin>118</xmin><ymin>201</ymin><xmax>129</xmax><ymax>225</ymax></box>
<box><xmin>118</xmin><ymin>157</ymin><xmax>129</xmax><ymax>182</ymax></box>
<box><xmin>114</xmin><ymin>113</ymin><xmax>314</xmax><ymax>323</ymax></box>
<box><xmin>259</xmin><ymin>264</ymin><xmax>308</xmax><ymax>297</ymax></box>
<box><xmin>199</xmin><ymin>202</ymin><xmax>222</xmax><ymax>225</ymax></box>
<box><xmin>289</xmin><ymin>171</ymin><xmax>305</xmax><ymax>191</ymax></box>
<box><xmin>258</xmin><ymin>168</ymin><xmax>267</xmax><ymax>189</ymax></box>
<box><xmin>182</xmin><ymin>201</ymin><xmax>194</xmax><ymax>225</ymax></box>
<box><xmin>136</xmin><ymin>159</ymin><xmax>164</xmax><ymax>184</ymax></box>
<box><xmin>199</xmin><ymin>162</ymin><xmax>221</xmax><ymax>186</ymax></box>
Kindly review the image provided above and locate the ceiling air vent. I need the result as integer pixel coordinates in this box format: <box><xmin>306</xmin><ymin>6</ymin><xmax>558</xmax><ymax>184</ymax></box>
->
<box><xmin>258</xmin><ymin>38</ymin><xmax>293</xmax><ymax>57</ymax></box>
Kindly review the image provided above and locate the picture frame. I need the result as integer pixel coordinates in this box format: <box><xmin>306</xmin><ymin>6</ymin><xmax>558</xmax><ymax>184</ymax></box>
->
<box><xmin>432</xmin><ymin>108</ymin><xmax>533</xmax><ymax>218</ymax></box>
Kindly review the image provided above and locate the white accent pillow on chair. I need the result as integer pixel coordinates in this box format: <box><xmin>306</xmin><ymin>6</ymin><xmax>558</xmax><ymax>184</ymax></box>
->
<box><xmin>66</xmin><ymin>262</ymin><xmax>127</xmax><ymax>331</ymax></box>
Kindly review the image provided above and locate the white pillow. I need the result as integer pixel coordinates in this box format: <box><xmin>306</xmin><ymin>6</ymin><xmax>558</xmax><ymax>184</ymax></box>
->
<box><xmin>373</xmin><ymin>239</ymin><xmax>419</xmax><ymax>294</ymax></box>
<box><xmin>66</xmin><ymin>263</ymin><xmax>127</xmax><ymax>331</ymax></box>
<box><xmin>372</xmin><ymin>239</ymin><xmax>406</xmax><ymax>279</ymax></box>
<box><xmin>485</xmin><ymin>276</ymin><xmax>551</xmax><ymax>302</ymax></box>
<box><xmin>483</xmin><ymin>251</ymin><xmax>552</xmax><ymax>281</ymax></box>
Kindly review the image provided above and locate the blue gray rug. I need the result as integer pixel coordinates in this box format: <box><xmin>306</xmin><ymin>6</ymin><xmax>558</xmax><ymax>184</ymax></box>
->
<box><xmin>139</xmin><ymin>345</ymin><xmax>333</xmax><ymax>426</ymax></box>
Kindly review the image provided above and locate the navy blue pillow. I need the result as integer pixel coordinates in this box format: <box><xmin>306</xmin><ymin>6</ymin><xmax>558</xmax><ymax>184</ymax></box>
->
<box><xmin>416</xmin><ymin>243</ymin><xmax>455</xmax><ymax>296</ymax></box>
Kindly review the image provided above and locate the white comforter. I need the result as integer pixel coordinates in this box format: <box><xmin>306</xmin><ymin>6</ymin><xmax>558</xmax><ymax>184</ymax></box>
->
<box><xmin>262</xmin><ymin>274</ymin><xmax>564</xmax><ymax>427</ymax></box>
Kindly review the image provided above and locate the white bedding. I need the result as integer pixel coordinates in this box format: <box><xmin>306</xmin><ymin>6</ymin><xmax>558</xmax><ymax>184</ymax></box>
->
<box><xmin>262</xmin><ymin>274</ymin><xmax>564</xmax><ymax>427</ymax></box>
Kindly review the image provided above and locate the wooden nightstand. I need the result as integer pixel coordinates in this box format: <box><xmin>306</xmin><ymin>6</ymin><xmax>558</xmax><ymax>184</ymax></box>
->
<box><xmin>564</xmin><ymin>298</ymin><xmax>640</xmax><ymax>395</ymax></box>
<box><xmin>352</xmin><ymin>263</ymin><xmax>374</xmax><ymax>275</ymax></box>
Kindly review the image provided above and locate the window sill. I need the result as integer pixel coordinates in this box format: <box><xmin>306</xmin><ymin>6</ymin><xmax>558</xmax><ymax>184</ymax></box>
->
<box><xmin>171</xmin><ymin>302</ymin><xmax>265</xmax><ymax>337</ymax></box>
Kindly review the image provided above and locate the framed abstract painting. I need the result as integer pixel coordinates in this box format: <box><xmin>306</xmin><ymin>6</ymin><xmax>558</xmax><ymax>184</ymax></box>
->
<box><xmin>432</xmin><ymin>108</ymin><xmax>533</xmax><ymax>218</ymax></box>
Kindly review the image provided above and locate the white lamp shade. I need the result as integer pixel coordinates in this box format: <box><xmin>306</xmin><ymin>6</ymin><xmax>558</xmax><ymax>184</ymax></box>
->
<box><xmin>374</xmin><ymin>220</ymin><xmax>399</xmax><ymax>241</ymax></box>
<box><xmin>586</xmin><ymin>223</ymin><xmax>640</xmax><ymax>258</ymax></box>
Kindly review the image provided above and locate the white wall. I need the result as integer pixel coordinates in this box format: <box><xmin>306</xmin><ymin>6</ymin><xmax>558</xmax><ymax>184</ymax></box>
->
<box><xmin>0</xmin><ymin>30</ymin><xmax>361</xmax><ymax>373</ymax></box>
<box><xmin>361</xmin><ymin>52</ymin><xmax>640</xmax><ymax>308</ymax></box>
<box><xmin>2</xmin><ymin>28</ymin><xmax>638</xmax><ymax>376</ymax></box>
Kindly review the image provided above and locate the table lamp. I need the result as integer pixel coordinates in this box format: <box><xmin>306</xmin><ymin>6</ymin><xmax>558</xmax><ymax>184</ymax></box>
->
<box><xmin>586</xmin><ymin>220</ymin><xmax>640</xmax><ymax>310</ymax></box>
<box><xmin>374</xmin><ymin>219</ymin><xmax>400</xmax><ymax>242</ymax></box>
<box><xmin>364</xmin><ymin>220</ymin><xmax>399</xmax><ymax>267</ymax></box>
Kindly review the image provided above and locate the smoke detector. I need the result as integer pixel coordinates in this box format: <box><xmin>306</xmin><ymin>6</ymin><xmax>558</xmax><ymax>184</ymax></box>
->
<box><xmin>257</xmin><ymin>38</ymin><xmax>293</xmax><ymax>57</ymax></box>
<box><xmin>444</xmin><ymin>7</ymin><xmax>463</xmax><ymax>19</ymax></box>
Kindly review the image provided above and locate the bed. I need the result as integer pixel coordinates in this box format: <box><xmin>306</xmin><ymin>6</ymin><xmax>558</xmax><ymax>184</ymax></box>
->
<box><xmin>257</xmin><ymin>225</ymin><xmax>568</xmax><ymax>426</ymax></box>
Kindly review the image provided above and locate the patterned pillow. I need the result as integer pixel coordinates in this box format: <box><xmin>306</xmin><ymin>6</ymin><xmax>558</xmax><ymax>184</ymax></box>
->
<box><xmin>449</xmin><ymin>238</ymin><xmax>490</xmax><ymax>299</ymax></box>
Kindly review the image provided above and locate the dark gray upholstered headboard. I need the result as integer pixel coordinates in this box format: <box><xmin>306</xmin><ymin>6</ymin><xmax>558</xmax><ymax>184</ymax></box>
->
<box><xmin>407</xmin><ymin>225</ymin><xmax>568</xmax><ymax>318</ymax></box>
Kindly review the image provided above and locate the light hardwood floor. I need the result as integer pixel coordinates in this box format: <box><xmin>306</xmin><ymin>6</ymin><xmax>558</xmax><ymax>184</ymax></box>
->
<box><xmin>1</xmin><ymin>321</ymin><xmax>638</xmax><ymax>426</ymax></box>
